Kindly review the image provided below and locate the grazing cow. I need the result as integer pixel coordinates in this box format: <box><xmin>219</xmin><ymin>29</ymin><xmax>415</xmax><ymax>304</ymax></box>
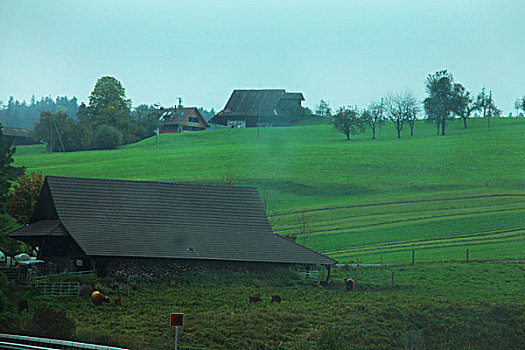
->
<box><xmin>17</xmin><ymin>299</ymin><xmax>29</xmax><ymax>313</ymax></box>
<box><xmin>249</xmin><ymin>295</ymin><xmax>262</xmax><ymax>303</ymax></box>
<box><xmin>90</xmin><ymin>291</ymin><xmax>110</xmax><ymax>306</ymax></box>
<box><xmin>344</xmin><ymin>277</ymin><xmax>354</xmax><ymax>291</ymax></box>
<box><xmin>270</xmin><ymin>295</ymin><xmax>281</xmax><ymax>303</ymax></box>
<box><xmin>114</xmin><ymin>296</ymin><xmax>121</xmax><ymax>305</ymax></box>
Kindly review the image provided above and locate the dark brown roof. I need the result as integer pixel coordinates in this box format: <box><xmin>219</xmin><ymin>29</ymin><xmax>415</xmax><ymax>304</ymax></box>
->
<box><xmin>212</xmin><ymin>89</ymin><xmax>304</xmax><ymax>119</ymax></box>
<box><xmin>9</xmin><ymin>220</ymin><xmax>66</xmax><ymax>238</ymax></box>
<box><xmin>11</xmin><ymin>177</ymin><xmax>335</xmax><ymax>265</ymax></box>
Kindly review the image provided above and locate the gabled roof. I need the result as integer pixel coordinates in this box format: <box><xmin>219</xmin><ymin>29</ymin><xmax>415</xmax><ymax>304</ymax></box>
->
<box><xmin>213</xmin><ymin>89</ymin><xmax>305</xmax><ymax>118</ymax></box>
<box><xmin>10</xmin><ymin>176</ymin><xmax>335</xmax><ymax>265</ymax></box>
<box><xmin>158</xmin><ymin>107</ymin><xmax>210</xmax><ymax>127</ymax></box>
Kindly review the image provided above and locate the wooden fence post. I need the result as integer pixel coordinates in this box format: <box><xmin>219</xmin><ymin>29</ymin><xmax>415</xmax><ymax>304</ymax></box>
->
<box><xmin>466</xmin><ymin>248</ymin><xmax>469</xmax><ymax>263</ymax></box>
<box><xmin>355</xmin><ymin>265</ymin><xmax>359</xmax><ymax>290</ymax></box>
<box><xmin>391</xmin><ymin>271</ymin><xmax>395</xmax><ymax>286</ymax></box>
<box><xmin>412</xmin><ymin>250</ymin><xmax>415</xmax><ymax>265</ymax></box>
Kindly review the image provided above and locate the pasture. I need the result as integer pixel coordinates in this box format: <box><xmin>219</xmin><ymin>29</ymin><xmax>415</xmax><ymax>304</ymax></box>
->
<box><xmin>12</xmin><ymin>117</ymin><xmax>525</xmax><ymax>263</ymax></box>
<box><xmin>18</xmin><ymin>263</ymin><xmax>525</xmax><ymax>349</ymax></box>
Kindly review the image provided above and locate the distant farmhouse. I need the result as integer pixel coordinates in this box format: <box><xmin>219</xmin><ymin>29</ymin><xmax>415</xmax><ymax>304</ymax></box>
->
<box><xmin>8</xmin><ymin>177</ymin><xmax>336</xmax><ymax>277</ymax></box>
<box><xmin>210</xmin><ymin>89</ymin><xmax>305</xmax><ymax>128</ymax></box>
<box><xmin>2</xmin><ymin>126</ymin><xmax>35</xmax><ymax>145</ymax></box>
<box><xmin>156</xmin><ymin>107</ymin><xmax>209</xmax><ymax>133</ymax></box>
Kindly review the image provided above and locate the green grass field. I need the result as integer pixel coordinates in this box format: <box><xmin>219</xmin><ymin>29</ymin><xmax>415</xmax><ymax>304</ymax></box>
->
<box><xmin>12</xmin><ymin>117</ymin><xmax>525</xmax><ymax>263</ymax></box>
<box><xmin>16</xmin><ymin>263</ymin><xmax>525</xmax><ymax>350</ymax></box>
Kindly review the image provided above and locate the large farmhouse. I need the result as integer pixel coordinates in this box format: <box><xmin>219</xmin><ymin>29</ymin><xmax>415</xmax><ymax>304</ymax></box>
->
<box><xmin>8</xmin><ymin>176</ymin><xmax>335</xmax><ymax>277</ymax></box>
<box><xmin>209</xmin><ymin>89</ymin><xmax>305</xmax><ymax>128</ymax></box>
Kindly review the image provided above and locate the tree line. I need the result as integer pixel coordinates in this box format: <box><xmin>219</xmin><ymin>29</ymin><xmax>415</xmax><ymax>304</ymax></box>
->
<box><xmin>329</xmin><ymin>70</ymin><xmax>521</xmax><ymax>140</ymax></box>
<box><xmin>0</xmin><ymin>96</ymin><xmax>79</xmax><ymax>129</ymax></box>
<box><xmin>1</xmin><ymin>77</ymin><xmax>217</xmax><ymax>152</ymax></box>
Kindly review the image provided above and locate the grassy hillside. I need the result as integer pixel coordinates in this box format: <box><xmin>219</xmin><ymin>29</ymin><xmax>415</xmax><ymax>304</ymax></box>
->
<box><xmin>13</xmin><ymin>117</ymin><xmax>525</xmax><ymax>263</ymax></box>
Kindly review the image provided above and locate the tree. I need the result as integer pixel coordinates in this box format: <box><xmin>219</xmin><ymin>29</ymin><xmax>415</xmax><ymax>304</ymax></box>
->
<box><xmin>0</xmin><ymin>123</ymin><xmax>25</xmax><ymax>255</ymax></box>
<box><xmin>8</xmin><ymin>172</ymin><xmax>45</xmax><ymax>225</ymax></box>
<box><xmin>475</xmin><ymin>88</ymin><xmax>501</xmax><ymax>131</ymax></box>
<box><xmin>315</xmin><ymin>100</ymin><xmax>332</xmax><ymax>116</ymax></box>
<box><xmin>402</xmin><ymin>91</ymin><xmax>421</xmax><ymax>136</ymax></box>
<box><xmin>386</xmin><ymin>91</ymin><xmax>418</xmax><ymax>138</ymax></box>
<box><xmin>93</xmin><ymin>124</ymin><xmax>123</xmax><ymax>150</ymax></box>
<box><xmin>32</xmin><ymin>112</ymin><xmax>91</xmax><ymax>152</ymax></box>
<box><xmin>332</xmin><ymin>106</ymin><xmax>365</xmax><ymax>140</ymax></box>
<box><xmin>80</xmin><ymin>76</ymin><xmax>136</xmax><ymax>143</ymax></box>
<box><xmin>452</xmin><ymin>83</ymin><xmax>478</xmax><ymax>129</ymax></box>
<box><xmin>283</xmin><ymin>104</ymin><xmax>313</xmax><ymax>124</ymax></box>
<box><xmin>131</xmin><ymin>104</ymin><xmax>158</xmax><ymax>139</ymax></box>
<box><xmin>362</xmin><ymin>99</ymin><xmax>385</xmax><ymax>140</ymax></box>
<box><xmin>513</xmin><ymin>98</ymin><xmax>523</xmax><ymax>116</ymax></box>
<box><xmin>424</xmin><ymin>70</ymin><xmax>455</xmax><ymax>136</ymax></box>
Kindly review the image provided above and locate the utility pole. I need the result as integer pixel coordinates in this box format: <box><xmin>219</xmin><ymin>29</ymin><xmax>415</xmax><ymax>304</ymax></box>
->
<box><xmin>177</xmin><ymin>97</ymin><xmax>183</xmax><ymax>133</ymax></box>
<box><xmin>49</xmin><ymin>117</ymin><xmax>53</xmax><ymax>153</ymax></box>
<box><xmin>487</xmin><ymin>90</ymin><xmax>492</xmax><ymax>132</ymax></box>
<box><xmin>257</xmin><ymin>103</ymin><xmax>261</xmax><ymax>140</ymax></box>
<box><xmin>53</xmin><ymin>114</ymin><xmax>66</xmax><ymax>152</ymax></box>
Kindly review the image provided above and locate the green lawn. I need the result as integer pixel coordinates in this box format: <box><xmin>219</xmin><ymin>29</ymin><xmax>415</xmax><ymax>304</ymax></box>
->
<box><xmin>12</xmin><ymin>117</ymin><xmax>525</xmax><ymax>263</ymax></box>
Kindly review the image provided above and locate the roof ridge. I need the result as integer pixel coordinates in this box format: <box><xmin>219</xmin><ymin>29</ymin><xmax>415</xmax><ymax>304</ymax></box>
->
<box><xmin>45</xmin><ymin>176</ymin><xmax>259</xmax><ymax>191</ymax></box>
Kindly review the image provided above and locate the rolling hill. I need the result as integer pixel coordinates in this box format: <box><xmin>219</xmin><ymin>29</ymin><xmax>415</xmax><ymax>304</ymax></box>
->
<box><xmin>13</xmin><ymin>117</ymin><xmax>525</xmax><ymax>263</ymax></box>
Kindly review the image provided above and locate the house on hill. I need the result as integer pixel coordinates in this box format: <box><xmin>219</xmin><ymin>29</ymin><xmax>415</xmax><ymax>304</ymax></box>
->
<box><xmin>209</xmin><ymin>89</ymin><xmax>305</xmax><ymax>128</ymax></box>
<box><xmin>8</xmin><ymin>176</ymin><xmax>336</xmax><ymax>278</ymax></box>
<box><xmin>157</xmin><ymin>107</ymin><xmax>209</xmax><ymax>133</ymax></box>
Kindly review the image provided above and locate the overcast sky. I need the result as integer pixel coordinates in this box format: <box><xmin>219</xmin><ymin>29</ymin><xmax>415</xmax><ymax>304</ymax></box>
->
<box><xmin>1</xmin><ymin>0</ymin><xmax>524</xmax><ymax>114</ymax></box>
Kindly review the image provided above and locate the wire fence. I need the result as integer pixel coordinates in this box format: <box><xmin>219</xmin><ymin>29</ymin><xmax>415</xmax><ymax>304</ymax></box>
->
<box><xmin>34</xmin><ymin>281</ymin><xmax>80</xmax><ymax>297</ymax></box>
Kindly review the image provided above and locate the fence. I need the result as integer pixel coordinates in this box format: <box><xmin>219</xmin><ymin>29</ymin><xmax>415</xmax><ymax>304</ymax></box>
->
<box><xmin>297</xmin><ymin>269</ymin><xmax>319</xmax><ymax>282</ymax></box>
<box><xmin>34</xmin><ymin>281</ymin><xmax>80</xmax><ymax>297</ymax></box>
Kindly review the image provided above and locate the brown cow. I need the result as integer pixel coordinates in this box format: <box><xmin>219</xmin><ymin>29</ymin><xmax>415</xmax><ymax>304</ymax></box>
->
<box><xmin>344</xmin><ymin>277</ymin><xmax>354</xmax><ymax>291</ymax></box>
<box><xmin>114</xmin><ymin>296</ymin><xmax>121</xmax><ymax>305</ymax></box>
<box><xmin>249</xmin><ymin>295</ymin><xmax>262</xmax><ymax>303</ymax></box>
<box><xmin>90</xmin><ymin>291</ymin><xmax>110</xmax><ymax>306</ymax></box>
<box><xmin>270</xmin><ymin>295</ymin><xmax>281</xmax><ymax>303</ymax></box>
<box><xmin>17</xmin><ymin>299</ymin><xmax>29</xmax><ymax>313</ymax></box>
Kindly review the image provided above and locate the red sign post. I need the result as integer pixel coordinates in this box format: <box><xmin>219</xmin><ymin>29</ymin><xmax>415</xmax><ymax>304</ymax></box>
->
<box><xmin>170</xmin><ymin>313</ymin><xmax>184</xmax><ymax>350</ymax></box>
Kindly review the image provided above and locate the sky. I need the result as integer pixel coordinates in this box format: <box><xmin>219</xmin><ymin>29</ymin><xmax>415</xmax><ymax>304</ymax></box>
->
<box><xmin>1</xmin><ymin>0</ymin><xmax>524</xmax><ymax>114</ymax></box>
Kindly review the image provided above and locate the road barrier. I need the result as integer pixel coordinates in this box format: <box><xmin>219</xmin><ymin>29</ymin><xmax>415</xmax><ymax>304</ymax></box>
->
<box><xmin>0</xmin><ymin>334</ymin><xmax>130</xmax><ymax>350</ymax></box>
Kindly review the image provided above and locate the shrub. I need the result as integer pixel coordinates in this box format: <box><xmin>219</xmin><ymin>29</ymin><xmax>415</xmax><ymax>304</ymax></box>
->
<box><xmin>92</xmin><ymin>124</ymin><xmax>123</xmax><ymax>150</ymax></box>
<box><xmin>28</xmin><ymin>307</ymin><xmax>76</xmax><ymax>339</ymax></box>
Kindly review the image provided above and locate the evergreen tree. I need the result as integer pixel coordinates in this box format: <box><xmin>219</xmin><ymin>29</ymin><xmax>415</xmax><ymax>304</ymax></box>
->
<box><xmin>0</xmin><ymin>123</ymin><xmax>24</xmax><ymax>235</ymax></box>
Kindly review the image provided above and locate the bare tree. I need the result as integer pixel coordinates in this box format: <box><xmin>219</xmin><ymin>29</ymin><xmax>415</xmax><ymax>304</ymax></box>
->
<box><xmin>386</xmin><ymin>91</ymin><xmax>418</xmax><ymax>138</ymax></box>
<box><xmin>315</xmin><ymin>99</ymin><xmax>332</xmax><ymax>116</ymax></box>
<box><xmin>362</xmin><ymin>99</ymin><xmax>385</xmax><ymax>140</ymax></box>
<box><xmin>403</xmin><ymin>92</ymin><xmax>421</xmax><ymax>136</ymax></box>
<box><xmin>452</xmin><ymin>83</ymin><xmax>478</xmax><ymax>129</ymax></box>
<box><xmin>475</xmin><ymin>88</ymin><xmax>501</xmax><ymax>131</ymax></box>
